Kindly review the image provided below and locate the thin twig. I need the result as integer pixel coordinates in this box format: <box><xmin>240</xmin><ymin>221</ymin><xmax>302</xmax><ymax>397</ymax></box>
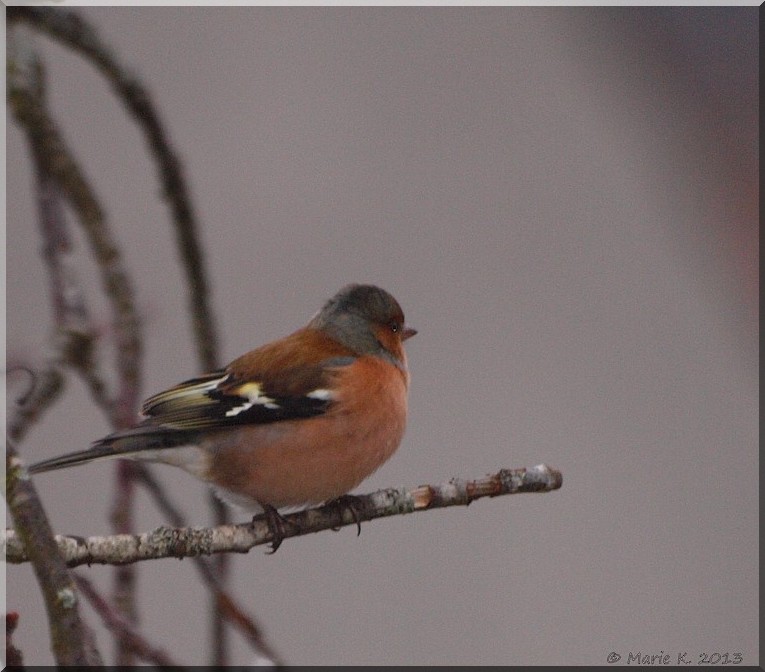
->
<box><xmin>7</xmin><ymin>17</ymin><xmax>142</xmax><ymax>429</ymax></box>
<box><xmin>6</xmin><ymin>36</ymin><xmax>111</xmax><ymax>439</ymax></box>
<box><xmin>6</xmin><ymin>359</ymin><xmax>66</xmax><ymax>445</ymax></box>
<box><xmin>8</xmin><ymin>10</ymin><xmax>229</xmax><ymax>661</ymax></box>
<box><xmin>4</xmin><ymin>442</ymin><xmax>103</xmax><ymax>665</ymax></box>
<box><xmin>109</xmin><ymin>461</ymin><xmax>140</xmax><ymax>666</ymax></box>
<box><xmin>36</xmin><ymin>151</ymin><xmax>114</xmax><ymax>416</ymax></box>
<box><xmin>73</xmin><ymin>574</ymin><xmax>182</xmax><ymax>668</ymax></box>
<box><xmin>8</xmin><ymin>26</ymin><xmax>144</xmax><ymax>665</ymax></box>
<box><xmin>135</xmin><ymin>465</ymin><xmax>283</xmax><ymax>666</ymax></box>
<box><xmin>5</xmin><ymin>612</ymin><xmax>24</xmax><ymax>668</ymax></box>
<box><xmin>208</xmin><ymin>495</ymin><xmax>231</xmax><ymax>664</ymax></box>
<box><xmin>3</xmin><ymin>465</ymin><xmax>563</xmax><ymax>567</ymax></box>
<box><xmin>37</xmin><ymin>174</ymin><xmax>89</xmax><ymax>335</ymax></box>
<box><xmin>8</xmin><ymin>5</ymin><xmax>218</xmax><ymax>372</ymax></box>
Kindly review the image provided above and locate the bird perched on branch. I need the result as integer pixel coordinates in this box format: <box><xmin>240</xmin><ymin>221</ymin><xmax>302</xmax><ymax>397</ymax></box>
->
<box><xmin>29</xmin><ymin>284</ymin><xmax>416</xmax><ymax>550</ymax></box>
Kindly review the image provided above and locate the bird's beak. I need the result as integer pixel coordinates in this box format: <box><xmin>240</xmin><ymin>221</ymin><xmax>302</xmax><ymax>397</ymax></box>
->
<box><xmin>402</xmin><ymin>325</ymin><xmax>417</xmax><ymax>341</ymax></box>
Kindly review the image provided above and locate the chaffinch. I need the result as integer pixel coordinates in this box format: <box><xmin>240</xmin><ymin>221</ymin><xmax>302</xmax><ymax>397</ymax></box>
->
<box><xmin>30</xmin><ymin>284</ymin><xmax>416</xmax><ymax>545</ymax></box>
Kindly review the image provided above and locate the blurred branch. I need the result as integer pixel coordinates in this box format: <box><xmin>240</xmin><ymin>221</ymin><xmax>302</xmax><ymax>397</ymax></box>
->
<box><xmin>8</xmin><ymin>9</ymin><xmax>227</xmax><ymax>661</ymax></box>
<box><xmin>135</xmin><ymin>465</ymin><xmax>283</xmax><ymax>666</ymax></box>
<box><xmin>36</xmin><ymin>165</ymin><xmax>114</xmax><ymax>415</ymax></box>
<box><xmin>8</xmin><ymin>5</ymin><xmax>219</xmax><ymax>372</ymax></box>
<box><xmin>7</xmin><ymin>19</ymin><xmax>142</xmax><ymax>428</ymax></box>
<box><xmin>4</xmin><ymin>442</ymin><xmax>103</xmax><ymax>665</ymax></box>
<box><xmin>6</xmin><ymin>356</ymin><xmax>66</xmax><ymax>446</ymax></box>
<box><xmin>4</xmin><ymin>613</ymin><xmax>24</xmax><ymax>668</ymax></box>
<box><xmin>208</xmin><ymin>494</ymin><xmax>231</xmax><ymax>664</ymax></box>
<box><xmin>109</xmin><ymin>461</ymin><xmax>140</xmax><ymax>666</ymax></box>
<box><xmin>5</xmin><ymin>41</ymin><xmax>91</xmax><ymax>442</ymax></box>
<box><xmin>5</xmin><ymin>168</ymin><xmax>113</xmax><ymax>439</ymax></box>
<box><xmin>7</xmin><ymin>26</ymin><xmax>144</xmax><ymax>665</ymax></box>
<box><xmin>73</xmin><ymin>574</ymin><xmax>181</xmax><ymax>668</ymax></box>
<box><xmin>3</xmin><ymin>465</ymin><xmax>563</xmax><ymax>567</ymax></box>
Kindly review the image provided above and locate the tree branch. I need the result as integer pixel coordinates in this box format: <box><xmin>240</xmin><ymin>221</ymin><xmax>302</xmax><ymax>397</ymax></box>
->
<box><xmin>3</xmin><ymin>465</ymin><xmax>562</xmax><ymax>567</ymax></box>
<box><xmin>8</xmin><ymin>5</ymin><xmax>219</xmax><ymax>373</ymax></box>
<box><xmin>7</xmin><ymin>17</ymin><xmax>142</xmax><ymax>428</ymax></box>
<box><xmin>134</xmin><ymin>465</ymin><xmax>284</xmax><ymax>666</ymax></box>
<box><xmin>4</xmin><ymin>612</ymin><xmax>25</xmax><ymax>668</ymax></box>
<box><xmin>4</xmin><ymin>442</ymin><xmax>103</xmax><ymax>665</ymax></box>
<box><xmin>72</xmin><ymin>574</ymin><xmax>182</xmax><ymax>668</ymax></box>
<box><xmin>7</xmin><ymin>9</ymin><xmax>236</xmax><ymax>662</ymax></box>
<box><xmin>8</xmin><ymin>26</ymin><xmax>145</xmax><ymax>664</ymax></box>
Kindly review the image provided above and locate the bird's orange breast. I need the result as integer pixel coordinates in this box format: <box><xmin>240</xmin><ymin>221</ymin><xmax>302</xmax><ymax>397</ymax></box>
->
<box><xmin>199</xmin><ymin>356</ymin><xmax>409</xmax><ymax>509</ymax></box>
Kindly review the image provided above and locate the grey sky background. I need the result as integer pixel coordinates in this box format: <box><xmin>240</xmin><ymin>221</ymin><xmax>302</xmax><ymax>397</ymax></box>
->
<box><xmin>5</xmin><ymin>7</ymin><xmax>758</xmax><ymax>666</ymax></box>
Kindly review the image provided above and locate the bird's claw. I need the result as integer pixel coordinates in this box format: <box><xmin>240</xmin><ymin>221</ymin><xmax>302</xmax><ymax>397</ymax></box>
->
<box><xmin>326</xmin><ymin>494</ymin><xmax>363</xmax><ymax>537</ymax></box>
<box><xmin>256</xmin><ymin>505</ymin><xmax>301</xmax><ymax>554</ymax></box>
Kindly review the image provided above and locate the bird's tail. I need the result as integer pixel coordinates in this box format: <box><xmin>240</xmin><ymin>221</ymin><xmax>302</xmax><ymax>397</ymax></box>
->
<box><xmin>28</xmin><ymin>426</ymin><xmax>197</xmax><ymax>474</ymax></box>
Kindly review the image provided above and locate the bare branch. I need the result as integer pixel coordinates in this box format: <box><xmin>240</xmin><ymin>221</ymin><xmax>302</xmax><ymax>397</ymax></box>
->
<box><xmin>8</xmin><ymin>27</ymin><xmax>145</xmax><ymax>664</ymax></box>
<box><xmin>36</xmin><ymin>156</ymin><xmax>114</xmax><ymax>416</ymax></box>
<box><xmin>37</xmin><ymin>176</ymin><xmax>89</xmax><ymax>330</ymax></box>
<box><xmin>8</xmin><ymin>6</ymin><xmax>219</xmax><ymax>373</ymax></box>
<box><xmin>109</xmin><ymin>461</ymin><xmax>140</xmax><ymax>666</ymax></box>
<box><xmin>73</xmin><ymin>574</ymin><xmax>182</xmax><ymax>668</ymax></box>
<box><xmin>208</xmin><ymin>494</ymin><xmax>231</xmax><ymax>665</ymax></box>
<box><xmin>135</xmin><ymin>465</ymin><xmax>284</xmax><ymax>666</ymax></box>
<box><xmin>7</xmin><ymin>19</ymin><xmax>142</xmax><ymax>428</ymax></box>
<box><xmin>4</xmin><ymin>612</ymin><xmax>25</xmax><ymax>668</ymax></box>
<box><xmin>3</xmin><ymin>465</ymin><xmax>562</xmax><ymax>567</ymax></box>
<box><xmin>8</xmin><ymin>10</ymin><xmax>228</xmax><ymax>659</ymax></box>
<box><xmin>4</xmin><ymin>442</ymin><xmax>103</xmax><ymax>665</ymax></box>
<box><xmin>6</xmin><ymin>358</ymin><xmax>66</xmax><ymax>445</ymax></box>
<box><xmin>6</xmin><ymin>38</ymin><xmax>111</xmax><ymax>440</ymax></box>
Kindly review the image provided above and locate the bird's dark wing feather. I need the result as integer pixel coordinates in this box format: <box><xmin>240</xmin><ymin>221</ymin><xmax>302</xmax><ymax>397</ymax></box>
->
<box><xmin>140</xmin><ymin>357</ymin><xmax>355</xmax><ymax>430</ymax></box>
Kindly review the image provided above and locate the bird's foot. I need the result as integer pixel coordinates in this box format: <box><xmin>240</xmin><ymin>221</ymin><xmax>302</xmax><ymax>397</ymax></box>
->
<box><xmin>326</xmin><ymin>494</ymin><xmax>364</xmax><ymax>537</ymax></box>
<box><xmin>255</xmin><ymin>505</ymin><xmax>301</xmax><ymax>554</ymax></box>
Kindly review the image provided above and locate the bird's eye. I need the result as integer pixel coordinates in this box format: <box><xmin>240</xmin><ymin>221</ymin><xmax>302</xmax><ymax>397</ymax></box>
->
<box><xmin>389</xmin><ymin>321</ymin><xmax>399</xmax><ymax>333</ymax></box>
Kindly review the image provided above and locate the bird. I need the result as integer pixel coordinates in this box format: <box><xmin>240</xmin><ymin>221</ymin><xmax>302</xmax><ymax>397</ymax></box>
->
<box><xmin>29</xmin><ymin>284</ymin><xmax>416</xmax><ymax>550</ymax></box>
